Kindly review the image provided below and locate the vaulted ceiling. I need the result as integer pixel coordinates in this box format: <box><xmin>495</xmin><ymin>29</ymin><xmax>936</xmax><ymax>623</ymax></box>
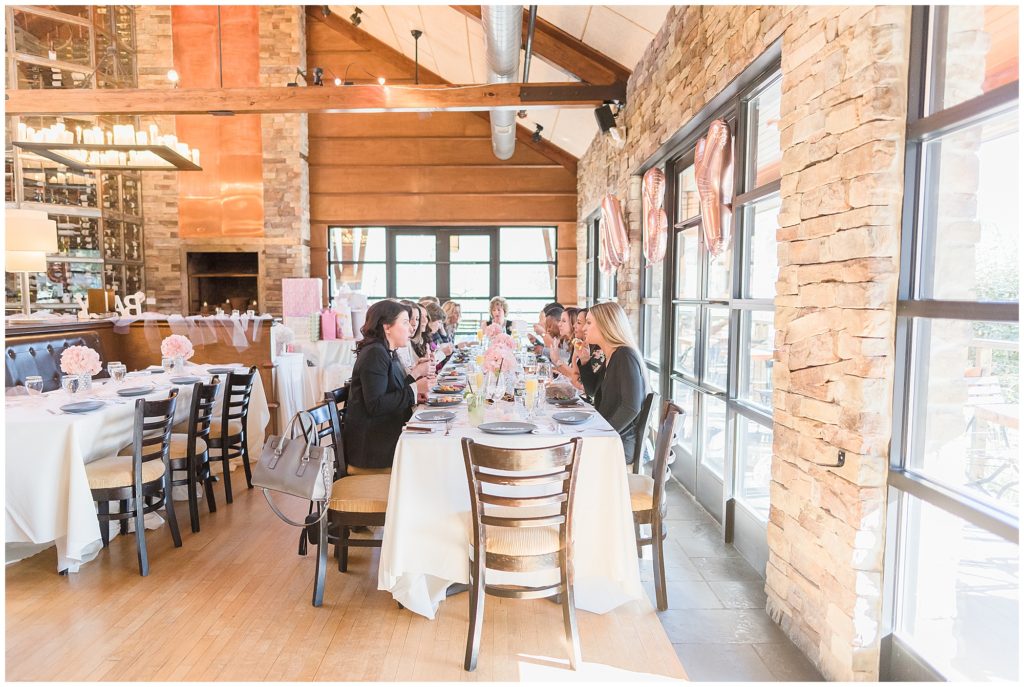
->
<box><xmin>326</xmin><ymin>5</ymin><xmax>669</xmax><ymax>157</ymax></box>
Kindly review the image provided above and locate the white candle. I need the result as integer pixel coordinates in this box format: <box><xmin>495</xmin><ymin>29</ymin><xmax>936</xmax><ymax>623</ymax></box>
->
<box><xmin>136</xmin><ymin>131</ymin><xmax>148</xmax><ymax>145</ymax></box>
<box><xmin>17</xmin><ymin>123</ymin><xmax>26</xmax><ymax>140</ymax></box>
<box><xmin>149</xmin><ymin>124</ymin><xmax>159</xmax><ymax>141</ymax></box>
<box><xmin>190</xmin><ymin>148</ymin><xmax>200</xmax><ymax>166</ymax></box>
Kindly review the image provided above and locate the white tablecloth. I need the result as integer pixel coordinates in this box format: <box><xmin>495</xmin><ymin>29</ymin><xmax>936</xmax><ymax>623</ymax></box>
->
<box><xmin>291</xmin><ymin>339</ymin><xmax>356</xmax><ymax>401</ymax></box>
<box><xmin>378</xmin><ymin>396</ymin><xmax>644</xmax><ymax>619</ymax></box>
<box><xmin>275</xmin><ymin>352</ymin><xmax>320</xmax><ymax>427</ymax></box>
<box><xmin>4</xmin><ymin>362</ymin><xmax>270</xmax><ymax>572</ymax></box>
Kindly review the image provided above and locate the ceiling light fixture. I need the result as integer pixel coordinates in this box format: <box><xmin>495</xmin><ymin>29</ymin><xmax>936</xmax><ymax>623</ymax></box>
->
<box><xmin>287</xmin><ymin>67</ymin><xmax>323</xmax><ymax>87</ymax></box>
<box><xmin>411</xmin><ymin>29</ymin><xmax>423</xmax><ymax>85</ymax></box>
<box><xmin>341</xmin><ymin>63</ymin><xmax>386</xmax><ymax>86</ymax></box>
<box><xmin>13</xmin><ymin>121</ymin><xmax>202</xmax><ymax>171</ymax></box>
<box><xmin>532</xmin><ymin>124</ymin><xmax>544</xmax><ymax>143</ymax></box>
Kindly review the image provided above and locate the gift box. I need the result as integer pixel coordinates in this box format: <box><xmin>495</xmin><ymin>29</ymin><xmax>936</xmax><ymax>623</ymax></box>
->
<box><xmin>282</xmin><ymin>278</ymin><xmax>323</xmax><ymax>317</ymax></box>
<box><xmin>283</xmin><ymin>315</ymin><xmax>312</xmax><ymax>341</ymax></box>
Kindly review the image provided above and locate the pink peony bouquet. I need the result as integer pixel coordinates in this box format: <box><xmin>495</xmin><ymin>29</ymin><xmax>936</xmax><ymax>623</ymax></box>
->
<box><xmin>485</xmin><ymin>322</ymin><xmax>504</xmax><ymax>338</ymax></box>
<box><xmin>161</xmin><ymin>334</ymin><xmax>195</xmax><ymax>360</ymax></box>
<box><xmin>60</xmin><ymin>345</ymin><xmax>102</xmax><ymax>376</ymax></box>
<box><xmin>490</xmin><ymin>332</ymin><xmax>515</xmax><ymax>350</ymax></box>
<box><xmin>482</xmin><ymin>344</ymin><xmax>517</xmax><ymax>374</ymax></box>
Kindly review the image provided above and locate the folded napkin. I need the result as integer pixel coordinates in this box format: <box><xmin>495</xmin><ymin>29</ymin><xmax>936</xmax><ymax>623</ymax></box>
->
<box><xmin>405</xmin><ymin>422</ymin><xmax>442</xmax><ymax>433</ymax></box>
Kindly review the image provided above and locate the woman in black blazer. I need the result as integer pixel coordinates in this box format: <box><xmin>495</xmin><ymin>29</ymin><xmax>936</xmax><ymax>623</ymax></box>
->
<box><xmin>343</xmin><ymin>300</ymin><xmax>430</xmax><ymax>470</ymax></box>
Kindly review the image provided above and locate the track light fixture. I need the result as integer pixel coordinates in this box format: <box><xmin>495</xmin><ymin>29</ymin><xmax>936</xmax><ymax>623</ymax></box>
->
<box><xmin>594</xmin><ymin>101</ymin><xmax>624</xmax><ymax>142</ymax></box>
<box><xmin>350</xmin><ymin>7</ymin><xmax>362</xmax><ymax>26</ymax></box>
<box><xmin>320</xmin><ymin>5</ymin><xmax>330</xmax><ymax>18</ymax></box>
<box><xmin>532</xmin><ymin>124</ymin><xmax>544</xmax><ymax>143</ymax></box>
<box><xmin>341</xmin><ymin>63</ymin><xmax>386</xmax><ymax>86</ymax></box>
<box><xmin>287</xmin><ymin>67</ymin><xmax>325</xmax><ymax>87</ymax></box>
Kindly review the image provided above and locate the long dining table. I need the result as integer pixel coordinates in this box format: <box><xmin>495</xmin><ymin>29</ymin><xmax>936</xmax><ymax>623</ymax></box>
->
<box><xmin>4</xmin><ymin>362</ymin><xmax>270</xmax><ymax>573</ymax></box>
<box><xmin>377</xmin><ymin>358</ymin><xmax>644</xmax><ymax>619</ymax></box>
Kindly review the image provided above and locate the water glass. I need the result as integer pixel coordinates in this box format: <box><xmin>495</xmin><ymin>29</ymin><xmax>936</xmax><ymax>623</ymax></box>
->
<box><xmin>110</xmin><ymin>363</ymin><xmax>127</xmax><ymax>384</ymax></box>
<box><xmin>61</xmin><ymin>375</ymin><xmax>80</xmax><ymax>395</ymax></box>
<box><xmin>246</xmin><ymin>309</ymin><xmax>256</xmax><ymax>318</ymax></box>
<box><xmin>231</xmin><ymin>309</ymin><xmax>240</xmax><ymax>318</ymax></box>
<box><xmin>161</xmin><ymin>356</ymin><xmax>174</xmax><ymax>374</ymax></box>
<box><xmin>25</xmin><ymin>375</ymin><xmax>44</xmax><ymax>395</ymax></box>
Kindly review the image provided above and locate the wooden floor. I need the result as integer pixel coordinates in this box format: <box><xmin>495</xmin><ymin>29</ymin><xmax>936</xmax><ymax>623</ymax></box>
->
<box><xmin>6</xmin><ymin>484</ymin><xmax>686</xmax><ymax>681</ymax></box>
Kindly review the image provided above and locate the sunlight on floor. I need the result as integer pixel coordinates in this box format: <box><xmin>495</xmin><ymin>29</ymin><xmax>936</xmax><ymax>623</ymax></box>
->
<box><xmin>516</xmin><ymin>653</ymin><xmax>685</xmax><ymax>681</ymax></box>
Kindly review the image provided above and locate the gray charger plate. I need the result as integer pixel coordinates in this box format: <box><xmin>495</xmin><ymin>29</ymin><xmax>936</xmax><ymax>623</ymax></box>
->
<box><xmin>207</xmin><ymin>367</ymin><xmax>238</xmax><ymax>375</ymax></box>
<box><xmin>170</xmin><ymin>376</ymin><xmax>202</xmax><ymax>385</ymax></box>
<box><xmin>549</xmin><ymin>397</ymin><xmax>583</xmax><ymax>407</ymax></box>
<box><xmin>415</xmin><ymin>410</ymin><xmax>456</xmax><ymax>422</ymax></box>
<box><xmin>478</xmin><ymin>421</ymin><xmax>536</xmax><ymax>435</ymax></box>
<box><xmin>117</xmin><ymin>386</ymin><xmax>154</xmax><ymax>397</ymax></box>
<box><xmin>552</xmin><ymin>410</ymin><xmax>594</xmax><ymax>425</ymax></box>
<box><xmin>59</xmin><ymin>400</ymin><xmax>104</xmax><ymax>413</ymax></box>
<box><xmin>426</xmin><ymin>397</ymin><xmax>462</xmax><ymax>407</ymax></box>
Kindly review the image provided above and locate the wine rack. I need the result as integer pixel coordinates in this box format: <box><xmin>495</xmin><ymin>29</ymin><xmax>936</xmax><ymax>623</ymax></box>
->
<box><xmin>5</xmin><ymin>5</ymin><xmax>145</xmax><ymax>313</ymax></box>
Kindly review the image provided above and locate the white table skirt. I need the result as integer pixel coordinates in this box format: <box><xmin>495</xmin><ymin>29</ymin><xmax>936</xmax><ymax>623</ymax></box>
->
<box><xmin>4</xmin><ymin>362</ymin><xmax>270</xmax><ymax>572</ymax></box>
<box><xmin>291</xmin><ymin>339</ymin><xmax>356</xmax><ymax>401</ymax></box>
<box><xmin>378</xmin><ymin>403</ymin><xmax>644</xmax><ymax>619</ymax></box>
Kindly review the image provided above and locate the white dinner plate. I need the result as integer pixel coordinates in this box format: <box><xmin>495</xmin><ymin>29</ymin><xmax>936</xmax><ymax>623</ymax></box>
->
<box><xmin>170</xmin><ymin>376</ymin><xmax>202</xmax><ymax>385</ymax></box>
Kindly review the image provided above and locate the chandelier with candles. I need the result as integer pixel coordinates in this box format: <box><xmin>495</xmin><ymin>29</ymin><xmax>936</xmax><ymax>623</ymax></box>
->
<box><xmin>13</xmin><ymin>121</ymin><xmax>202</xmax><ymax>172</ymax></box>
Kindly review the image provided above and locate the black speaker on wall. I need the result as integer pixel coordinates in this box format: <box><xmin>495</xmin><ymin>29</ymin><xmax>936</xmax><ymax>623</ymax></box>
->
<box><xmin>594</xmin><ymin>104</ymin><xmax>617</xmax><ymax>132</ymax></box>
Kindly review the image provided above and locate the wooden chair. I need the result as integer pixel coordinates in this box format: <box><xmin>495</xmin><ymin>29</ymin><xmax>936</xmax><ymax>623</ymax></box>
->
<box><xmin>323</xmin><ymin>383</ymin><xmax>349</xmax><ymax>411</ymax></box>
<box><xmin>628</xmin><ymin>402</ymin><xmax>682</xmax><ymax>611</ymax></box>
<box><xmin>461</xmin><ymin>437</ymin><xmax>583</xmax><ymax>672</ymax></box>
<box><xmin>206</xmin><ymin>366</ymin><xmax>257</xmax><ymax>503</ymax></box>
<box><xmin>166</xmin><ymin>378</ymin><xmax>220</xmax><ymax>533</ymax></box>
<box><xmin>296</xmin><ymin>400</ymin><xmax>344</xmax><ymax>558</ymax></box>
<box><xmin>631</xmin><ymin>391</ymin><xmax>661</xmax><ymax>474</ymax></box>
<box><xmin>86</xmin><ymin>390</ymin><xmax>181</xmax><ymax>576</ymax></box>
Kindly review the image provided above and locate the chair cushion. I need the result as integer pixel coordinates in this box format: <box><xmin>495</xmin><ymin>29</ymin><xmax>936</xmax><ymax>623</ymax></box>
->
<box><xmin>484</xmin><ymin>525</ymin><xmax>561</xmax><ymax>556</ymax></box>
<box><xmin>346</xmin><ymin>465</ymin><xmax>391</xmax><ymax>476</ymax></box>
<box><xmin>328</xmin><ymin>474</ymin><xmax>390</xmax><ymax>513</ymax></box>
<box><xmin>86</xmin><ymin>455</ymin><xmax>166</xmax><ymax>490</ymax></box>
<box><xmin>627</xmin><ymin>472</ymin><xmax>655</xmax><ymax>512</ymax></box>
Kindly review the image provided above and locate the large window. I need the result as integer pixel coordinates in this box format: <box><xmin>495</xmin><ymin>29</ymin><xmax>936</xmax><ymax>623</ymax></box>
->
<box><xmin>327</xmin><ymin>226</ymin><xmax>557</xmax><ymax>323</ymax></box>
<box><xmin>886</xmin><ymin>6</ymin><xmax>1019</xmax><ymax>681</ymax></box>
<box><xmin>641</xmin><ymin>60</ymin><xmax>780</xmax><ymax>569</ymax></box>
<box><xmin>585</xmin><ymin>212</ymin><xmax>617</xmax><ymax>305</ymax></box>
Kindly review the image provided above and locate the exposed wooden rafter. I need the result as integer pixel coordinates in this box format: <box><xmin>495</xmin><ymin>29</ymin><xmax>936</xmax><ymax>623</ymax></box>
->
<box><xmin>451</xmin><ymin>5</ymin><xmax>631</xmax><ymax>86</ymax></box>
<box><xmin>4</xmin><ymin>82</ymin><xmax>624</xmax><ymax>116</ymax></box>
<box><xmin>306</xmin><ymin>5</ymin><xmax>579</xmax><ymax>173</ymax></box>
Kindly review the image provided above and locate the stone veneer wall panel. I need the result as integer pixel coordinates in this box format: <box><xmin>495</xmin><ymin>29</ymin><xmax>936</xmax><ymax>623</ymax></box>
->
<box><xmin>576</xmin><ymin>5</ymin><xmax>913</xmax><ymax>681</ymax></box>
<box><xmin>135</xmin><ymin>5</ymin><xmax>181</xmax><ymax>314</ymax></box>
<box><xmin>260</xmin><ymin>5</ymin><xmax>310</xmax><ymax>316</ymax></box>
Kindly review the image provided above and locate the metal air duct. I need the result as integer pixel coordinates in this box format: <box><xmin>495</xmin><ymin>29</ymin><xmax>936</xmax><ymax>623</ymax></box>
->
<box><xmin>481</xmin><ymin>5</ymin><xmax>523</xmax><ymax>160</ymax></box>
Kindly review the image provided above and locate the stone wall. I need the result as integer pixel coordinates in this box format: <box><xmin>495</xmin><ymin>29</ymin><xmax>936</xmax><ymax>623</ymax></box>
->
<box><xmin>136</xmin><ymin>5</ymin><xmax>310</xmax><ymax>315</ymax></box>
<box><xmin>576</xmin><ymin>5</ymin><xmax>914</xmax><ymax>681</ymax></box>
<box><xmin>259</xmin><ymin>5</ymin><xmax>310</xmax><ymax>316</ymax></box>
<box><xmin>135</xmin><ymin>5</ymin><xmax>182</xmax><ymax>314</ymax></box>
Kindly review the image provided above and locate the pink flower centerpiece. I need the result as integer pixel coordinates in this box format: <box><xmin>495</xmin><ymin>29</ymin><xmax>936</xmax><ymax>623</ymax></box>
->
<box><xmin>60</xmin><ymin>345</ymin><xmax>102</xmax><ymax>376</ymax></box>
<box><xmin>484</xmin><ymin>322</ymin><xmax>504</xmax><ymax>339</ymax></box>
<box><xmin>161</xmin><ymin>334</ymin><xmax>195</xmax><ymax>361</ymax></box>
<box><xmin>490</xmin><ymin>332</ymin><xmax>515</xmax><ymax>350</ymax></box>
<box><xmin>482</xmin><ymin>344</ymin><xmax>517</xmax><ymax>374</ymax></box>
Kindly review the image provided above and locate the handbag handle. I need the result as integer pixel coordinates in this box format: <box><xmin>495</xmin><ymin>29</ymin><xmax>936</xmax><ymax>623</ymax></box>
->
<box><xmin>263</xmin><ymin>490</ymin><xmax>331</xmax><ymax>527</ymax></box>
<box><xmin>261</xmin><ymin>450</ymin><xmax>334</xmax><ymax>527</ymax></box>
<box><xmin>274</xmin><ymin>410</ymin><xmax>316</xmax><ymax>465</ymax></box>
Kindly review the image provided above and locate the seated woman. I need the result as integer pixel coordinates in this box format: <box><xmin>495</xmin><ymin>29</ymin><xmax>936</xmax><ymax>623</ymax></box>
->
<box><xmin>575</xmin><ymin>309</ymin><xmax>605</xmax><ymax>398</ymax></box>
<box><xmin>582</xmin><ymin>302</ymin><xmax>647</xmax><ymax>464</ymax></box>
<box><xmin>550</xmin><ymin>307</ymin><xmax>581</xmax><ymax>380</ymax></box>
<box><xmin>395</xmin><ymin>299</ymin><xmax>425</xmax><ymax>372</ymax></box>
<box><xmin>423</xmin><ymin>301</ymin><xmax>454</xmax><ymax>369</ymax></box>
<box><xmin>485</xmin><ymin>296</ymin><xmax>513</xmax><ymax>335</ymax></box>
<box><xmin>343</xmin><ymin>300</ymin><xmax>431</xmax><ymax>471</ymax></box>
<box><xmin>442</xmin><ymin>299</ymin><xmax>473</xmax><ymax>349</ymax></box>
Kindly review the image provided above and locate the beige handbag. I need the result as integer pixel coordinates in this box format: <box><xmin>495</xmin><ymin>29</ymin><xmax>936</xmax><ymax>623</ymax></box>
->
<box><xmin>252</xmin><ymin>411</ymin><xmax>334</xmax><ymax>527</ymax></box>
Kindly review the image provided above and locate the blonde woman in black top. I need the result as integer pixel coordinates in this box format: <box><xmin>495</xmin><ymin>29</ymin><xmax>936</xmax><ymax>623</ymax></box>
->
<box><xmin>578</xmin><ymin>302</ymin><xmax>647</xmax><ymax>463</ymax></box>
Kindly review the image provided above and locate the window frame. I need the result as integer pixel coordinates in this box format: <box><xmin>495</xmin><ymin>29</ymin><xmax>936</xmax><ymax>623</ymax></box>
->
<box><xmin>882</xmin><ymin>6</ymin><xmax>1020</xmax><ymax>681</ymax></box>
<box><xmin>326</xmin><ymin>226</ymin><xmax>558</xmax><ymax>319</ymax></box>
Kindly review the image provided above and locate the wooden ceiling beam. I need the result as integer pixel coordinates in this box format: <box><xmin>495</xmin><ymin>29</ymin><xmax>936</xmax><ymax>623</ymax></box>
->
<box><xmin>4</xmin><ymin>82</ymin><xmax>625</xmax><ymax>116</ymax></box>
<box><xmin>306</xmin><ymin>5</ymin><xmax>579</xmax><ymax>173</ymax></box>
<box><xmin>451</xmin><ymin>5</ymin><xmax>631</xmax><ymax>86</ymax></box>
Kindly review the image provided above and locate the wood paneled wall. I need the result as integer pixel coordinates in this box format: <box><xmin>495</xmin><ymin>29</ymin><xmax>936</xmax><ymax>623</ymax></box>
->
<box><xmin>306</xmin><ymin>17</ymin><xmax>579</xmax><ymax>305</ymax></box>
